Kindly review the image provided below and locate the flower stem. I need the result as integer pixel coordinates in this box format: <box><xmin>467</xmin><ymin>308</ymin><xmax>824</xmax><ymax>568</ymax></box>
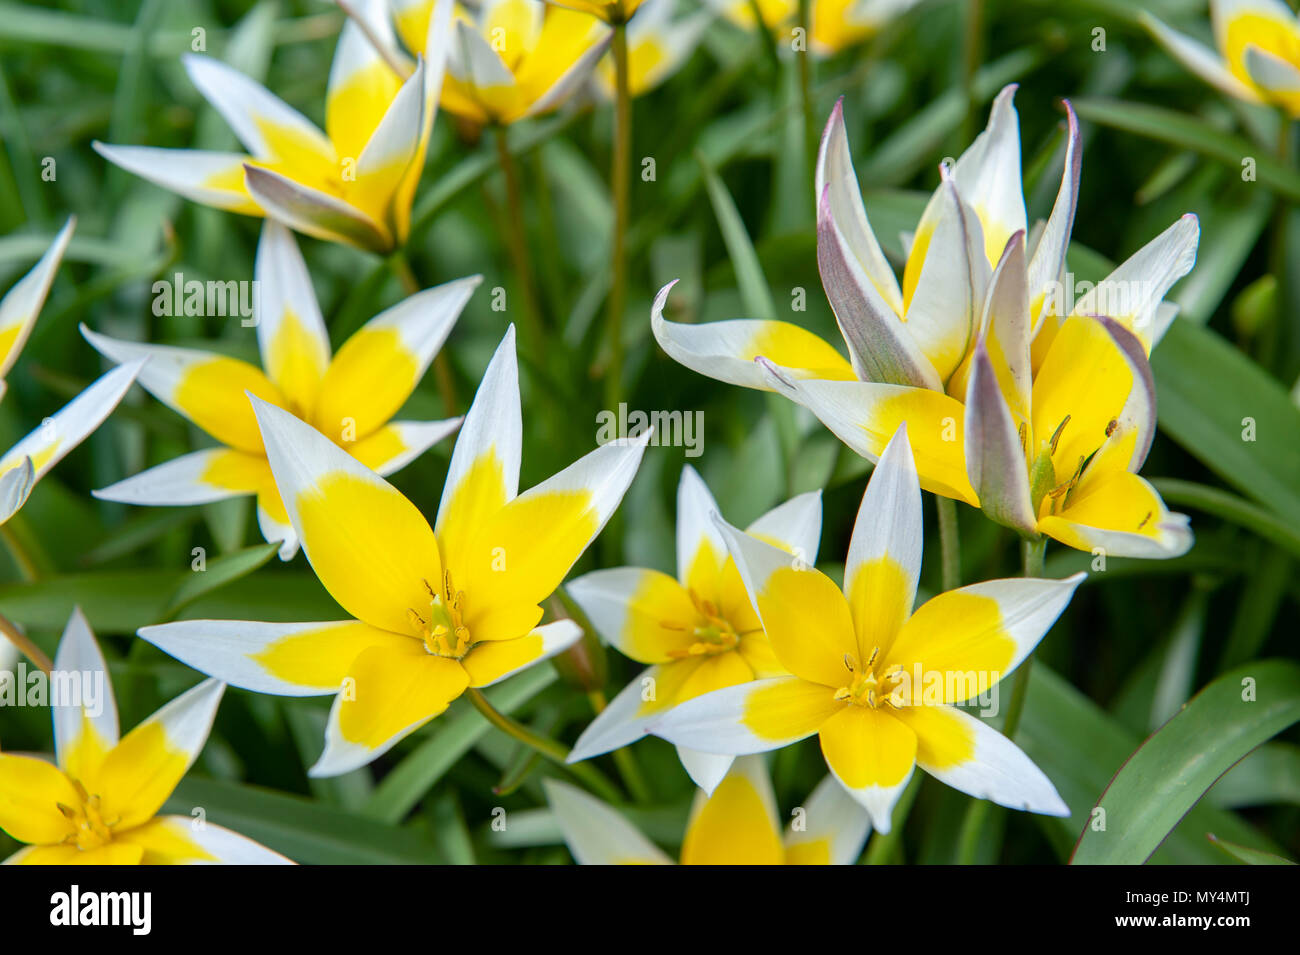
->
<box><xmin>960</xmin><ymin>0</ymin><xmax>985</xmax><ymax>143</ymax></box>
<box><xmin>0</xmin><ymin>611</ymin><xmax>51</xmax><ymax>675</ymax></box>
<box><xmin>935</xmin><ymin>496</ymin><xmax>961</xmax><ymax>591</ymax></box>
<box><xmin>954</xmin><ymin>535</ymin><xmax>1046</xmax><ymax>863</ymax></box>
<box><xmin>391</xmin><ymin>251</ymin><xmax>458</xmax><ymax>415</ymax></box>
<box><xmin>493</xmin><ymin>125</ymin><xmax>547</xmax><ymax>361</ymax></box>
<box><xmin>796</xmin><ymin>0</ymin><xmax>816</xmax><ymax>194</ymax></box>
<box><xmin>465</xmin><ymin>687</ymin><xmax>622</xmax><ymax>803</ymax></box>
<box><xmin>604</xmin><ymin>21</ymin><xmax>632</xmax><ymax>409</ymax></box>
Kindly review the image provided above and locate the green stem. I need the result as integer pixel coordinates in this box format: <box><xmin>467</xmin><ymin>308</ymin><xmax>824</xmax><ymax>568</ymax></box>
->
<box><xmin>960</xmin><ymin>0</ymin><xmax>985</xmax><ymax>144</ymax></box>
<box><xmin>465</xmin><ymin>688</ymin><xmax>621</xmax><ymax>803</ymax></box>
<box><xmin>796</xmin><ymin>0</ymin><xmax>816</xmax><ymax>195</ymax></box>
<box><xmin>0</xmin><ymin>522</ymin><xmax>38</xmax><ymax>583</ymax></box>
<box><xmin>392</xmin><ymin>251</ymin><xmax>458</xmax><ymax>415</ymax></box>
<box><xmin>604</xmin><ymin>22</ymin><xmax>632</xmax><ymax>409</ymax></box>
<box><xmin>493</xmin><ymin>126</ymin><xmax>547</xmax><ymax>360</ymax></box>
<box><xmin>746</xmin><ymin>0</ymin><xmax>781</xmax><ymax>74</ymax></box>
<box><xmin>0</xmin><ymin>611</ymin><xmax>51</xmax><ymax>675</ymax></box>
<box><xmin>935</xmin><ymin>496</ymin><xmax>961</xmax><ymax>591</ymax></box>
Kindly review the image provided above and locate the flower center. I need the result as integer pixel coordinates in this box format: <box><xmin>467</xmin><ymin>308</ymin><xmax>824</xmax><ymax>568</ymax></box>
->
<box><xmin>57</xmin><ymin>779</ymin><xmax>118</xmax><ymax>851</ymax></box>
<box><xmin>834</xmin><ymin>647</ymin><xmax>905</xmax><ymax>709</ymax></box>
<box><xmin>411</xmin><ymin>571</ymin><xmax>472</xmax><ymax>659</ymax></box>
<box><xmin>663</xmin><ymin>590</ymin><xmax>745</xmax><ymax>659</ymax></box>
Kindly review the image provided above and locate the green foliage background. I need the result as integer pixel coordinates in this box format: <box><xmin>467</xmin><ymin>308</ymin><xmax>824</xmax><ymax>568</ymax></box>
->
<box><xmin>0</xmin><ymin>0</ymin><xmax>1297</xmax><ymax>864</ymax></box>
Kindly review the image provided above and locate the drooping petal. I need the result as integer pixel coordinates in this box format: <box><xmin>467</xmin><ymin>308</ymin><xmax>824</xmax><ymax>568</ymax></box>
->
<box><xmin>758</xmin><ymin>359</ymin><xmax>978</xmax><ymax>504</ymax></box>
<box><xmin>138</xmin><ymin>618</ymin><xmax>412</xmax><ymax>697</ymax></box>
<box><xmin>436</xmin><ymin>326</ymin><xmax>521</xmax><ymax>569</ymax></box>
<box><xmin>93</xmin><ymin>679</ymin><xmax>224</xmax><ymax>830</ymax></box>
<box><xmin>566</xmin><ymin>567</ymin><xmax>699</xmax><ymax>663</ymax></box>
<box><xmin>81</xmin><ymin>325</ymin><xmax>285</xmax><ymax>453</ymax></box>
<box><xmin>313</xmin><ymin>274</ymin><xmax>479</xmax><ymax>440</ymax></box>
<box><xmin>52</xmin><ymin>608</ymin><xmax>119</xmax><ymax>780</ymax></box>
<box><xmin>0</xmin><ymin>360</ymin><xmax>145</xmax><ymax>525</ymax></box>
<box><xmin>892</xmin><ymin>704</ymin><xmax>1069</xmax><ymax>817</ymax></box>
<box><xmin>651</xmin><ymin>281</ymin><xmax>856</xmax><ymax>391</ymax></box>
<box><xmin>253</xmin><ymin>222</ymin><xmax>330</xmax><ymax>414</ymax></box>
<box><xmin>0</xmin><ymin>217</ymin><xmax>74</xmax><ymax>380</ymax></box>
<box><xmin>1039</xmin><ymin>469</ymin><xmax>1193</xmax><ymax>559</ymax></box>
<box><xmin>884</xmin><ymin>574</ymin><xmax>1085</xmax><ymax>704</ymax></box>
<box><xmin>251</xmin><ymin>395</ymin><xmax>440</xmax><ymax>636</ymax></box>
<box><xmin>312</xmin><ymin>643</ymin><xmax>469</xmax><ymax>776</ymax></box>
<box><xmin>460</xmin><ymin>619</ymin><xmax>583</xmax><ymax>687</ymax></box>
<box><xmin>543</xmin><ymin>779</ymin><xmax>673</xmax><ymax>865</ymax></box>
<box><xmin>952</xmin><ymin>84</ymin><xmax>1027</xmax><ymax>267</ymax></box>
<box><xmin>817</xmin><ymin>705</ymin><xmax>916</xmax><ymax>833</ymax></box>
<box><xmin>649</xmin><ymin>676</ymin><xmax>844</xmax><ymax>755</ymax></box>
<box><xmin>243</xmin><ymin>165</ymin><xmax>392</xmax><ymax>253</ymax></box>
<box><xmin>784</xmin><ymin>773</ymin><xmax>872</xmax><ymax>865</ymax></box>
<box><xmin>680</xmin><ymin>755</ymin><xmax>784</xmax><ymax>865</ymax></box>
<box><xmin>119</xmin><ymin>815</ymin><xmax>293</xmax><ymax>865</ymax></box>
<box><xmin>91</xmin><ymin>143</ymin><xmax>262</xmax><ymax>215</ymax></box>
<box><xmin>843</xmin><ymin>424</ymin><xmax>922</xmax><ymax>659</ymax></box>
<box><xmin>0</xmin><ymin>754</ymin><xmax>79</xmax><ymax>846</ymax></box>
<box><xmin>715</xmin><ymin>515</ymin><xmax>857</xmax><ymax>688</ymax></box>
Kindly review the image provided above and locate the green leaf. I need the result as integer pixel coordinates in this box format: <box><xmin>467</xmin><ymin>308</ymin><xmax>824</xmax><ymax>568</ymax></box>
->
<box><xmin>164</xmin><ymin>777</ymin><xmax>439</xmax><ymax>865</ymax></box>
<box><xmin>1072</xmin><ymin>98</ymin><xmax>1300</xmax><ymax>201</ymax></box>
<box><xmin>1071</xmin><ymin>660</ymin><xmax>1300</xmax><ymax>864</ymax></box>
<box><xmin>1206</xmin><ymin>833</ymin><xmax>1296</xmax><ymax>865</ymax></box>
<box><xmin>361</xmin><ymin>667</ymin><xmax>557</xmax><ymax>824</ymax></box>
<box><xmin>699</xmin><ymin>154</ymin><xmax>776</xmax><ymax>322</ymax></box>
<box><xmin>161</xmin><ymin>541</ymin><xmax>280</xmax><ymax>620</ymax></box>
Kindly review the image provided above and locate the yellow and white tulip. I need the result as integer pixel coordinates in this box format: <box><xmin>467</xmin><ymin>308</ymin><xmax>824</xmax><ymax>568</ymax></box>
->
<box><xmin>708</xmin><ymin>0</ymin><xmax>921</xmax><ymax>56</ymax></box>
<box><xmin>138</xmin><ymin>327</ymin><xmax>649</xmax><ymax>776</ymax></box>
<box><xmin>566</xmin><ymin>465</ymin><xmax>820</xmax><ymax>792</ymax></box>
<box><xmin>0</xmin><ymin>610</ymin><xmax>291</xmax><ymax>864</ymax></box>
<box><xmin>652</xmin><ymin>87</ymin><xmax>1198</xmax><ymax>557</ymax></box>
<box><xmin>389</xmin><ymin>0</ymin><xmax>610</xmax><ymax>126</ymax></box>
<box><xmin>0</xmin><ymin>219</ymin><xmax>144</xmax><ymax>528</ymax></box>
<box><xmin>1145</xmin><ymin>0</ymin><xmax>1300</xmax><ymax>116</ymax></box>
<box><xmin>94</xmin><ymin>0</ymin><xmax>452</xmax><ymax>252</ymax></box>
<box><xmin>82</xmin><ymin>222</ymin><xmax>475</xmax><ymax>560</ymax></box>
<box><xmin>545</xmin><ymin>754</ymin><xmax>869</xmax><ymax>863</ymax></box>
<box><xmin>649</xmin><ymin>425</ymin><xmax>1079</xmax><ymax>832</ymax></box>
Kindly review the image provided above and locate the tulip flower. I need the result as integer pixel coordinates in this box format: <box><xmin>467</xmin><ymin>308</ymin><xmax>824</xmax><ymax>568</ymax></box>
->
<box><xmin>0</xmin><ymin>610</ymin><xmax>291</xmax><ymax>864</ymax></box>
<box><xmin>707</xmin><ymin>0</ymin><xmax>921</xmax><ymax>56</ymax></box>
<box><xmin>1144</xmin><ymin>0</ymin><xmax>1300</xmax><ymax>116</ymax></box>
<box><xmin>545</xmin><ymin>755</ymin><xmax>869</xmax><ymax>864</ymax></box>
<box><xmin>566</xmin><ymin>465</ymin><xmax>821</xmax><ymax>793</ymax></box>
<box><xmin>652</xmin><ymin>87</ymin><xmax>1198</xmax><ymax>557</ymax></box>
<box><xmin>138</xmin><ymin>327</ymin><xmax>649</xmax><ymax>776</ymax></box>
<box><xmin>650</xmin><ymin>425</ymin><xmax>1079</xmax><ymax>831</ymax></box>
<box><xmin>94</xmin><ymin>0</ymin><xmax>452</xmax><ymax>252</ymax></box>
<box><xmin>82</xmin><ymin>223</ymin><xmax>475</xmax><ymax>560</ymax></box>
<box><xmin>591</xmin><ymin>0</ymin><xmax>710</xmax><ymax>99</ymax></box>
<box><xmin>0</xmin><ymin>219</ymin><xmax>144</xmax><ymax>527</ymax></box>
<box><xmin>544</xmin><ymin>0</ymin><xmax>646</xmax><ymax>23</ymax></box>
<box><xmin>389</xmin><ymin>0</ymin><xmax>610</xmax><ymax>126</ymax></box>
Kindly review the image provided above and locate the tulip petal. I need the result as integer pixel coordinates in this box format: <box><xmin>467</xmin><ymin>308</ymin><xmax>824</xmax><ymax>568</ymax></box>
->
<box><xmin>651</xmin><ymin>281</ymin><xmax>856</xmax><ymax>391</ymax></box>
<box><xmin>348</xmin><ymin>418</ymin><xmax>463</xmax><ymax>475</ymax></box>
<box><xmin>1040</xmin><ymin>469</ymin><xmax>1193</xmax><ymax>559</ymax></box>
<box><xmin>82</xmin><ymin>324</ymin><xmax>284</xmax><ymax>454</ymax></box>
<box><xmin>680</xmin><ymin>755</ymin><xmax>785</xmax><ymax>865</ymax></box>
<box><xmin>543</xmin><ymin>779</ymin><xmax>674</xmax><ymax>865</ymax></box>
<box><xmin>92</xmin><ymin>143</ymin><xmax>262</xmax><ymax>215</ymax></box>
<box><xmin>567</xmin><ymin>567</ymin><xmax>699</xmax><ymax>663</ymax></box>
<box><xmin>892</xmin><ymin>704</ymin><xmax>1069</xmax><ymax>817</ymax></box>
<box><xmin>843</xmin><ymin>424</ymin><xmax>923</xmax><ymax>659</ymax></box>
<box><xmin>138</xmin><ymin>618</ymin><xmax>412</xmax><ymax>697</ymax></box>
<box><xmin>313</xmin><ymin>274</ymin><xmax>479</xmax><ymax>440</ymax></box>
<box><xmin>0</xmin><ymin>216</ymin><xmax>74</xmax><ymax>379</ymax></box>
<box><xmin>1142</xmin><ymin>12</ymin><xmax>1263</xmax><ymax>104</ymax></box>
<box><xmin>953</xmin><ymin>84</ymin><xmax>1028</xmax><ymax>267</ymax></box>
<box><xmin>0</xmin><ymin>754</ymin><xmax>80</xmax><ymax>846</ymax></box>
<box><xmin>964</xmin><ymin>343</ymin><xmax>1036</xmax><ymax>535</ymax></box>
<box><xmin>676</xmin><ymin>748</ymin><xmax>736</xmax><ymax>797</ymax></box>
<box><xmin>817</xmin><ymin>705</ymin><xmax>916</xmax><ymax>833</ymax></box>
<box><xmin>650</xmin><ymin>675</ymin><xmax>844</xmax><ymax>754</ymax></box>
<box><xmin>250</xmin><ymin>395</ymin><xmax>441</xmax><ymax>636</ymax></box>
<box><xmin>120</xmin><ymin>816</ymin><xmax>293</xmax><ymax>865</ymax></box>
<box><xmin>52</xmin><ymin>608</ymin><xmax>120</xmax><ymax>781</ymax></box>
<box><xmin>674</xmin><ymin>463</ymin><xmax>729</xmax><ymax>593</ymax></box>
<box><xmin>327</xmin><ymin>0</ymin><xmax>407</xmax><ymax>162</ymax></box>
<box><xmin>460</xmin><ymin>619</ymin><xmax>583</xmax><ymax>687</ymax></box>
<box><xmin>0</xmin><ymin>458</ymin><xmax>34</xmax><ymax>530</ymax></box>
<box><xmin>885</xmin><ymin>574</ymin><xmax>1085</xmax><ymax>704</ymax></box>
<box><xmin>94</xmin><ymin>679</ymin><xmax>224</xmax><ymax>830</ymax></box>
<box><xmin>1026</xmin><ymin>101</ymin><xmax>1080</xmax><ymax>325</ymax></box>
<box><xmin>567</xmin><ymin>663</ymin><xmax>674</xmax><ymax>762</ymax></box>
<box><xmin>312</xmin><ymin>643</ymin><xmax>468</xmax><ymax>776</ymax></box>
<box><xmin>519</xmin><ymin>13</ymin><xmax>611</xmax><ymax>119</ymax></box>
<box><xmin>244</xmin><ymin>165</ymin><xmax>392</xmax><ymax>253</ymax></box>
<box><xmin>351</xmin><ymin>59</ymin><xmax>427</xmax><ymax>230</ymax></box>
<box><xmin>253</xmin><ymin>222</ymin><xmax>330</xmax><ymax>414</ymax></box>
<box><xmin>784</xmin><ymin>773</ymin><xmax>872</xmax><ymax>865</ymax></box>
<box><xmin>746</xmin><ymin>488</ymin><xmax>823</xmax><ymax>566</ymax></box>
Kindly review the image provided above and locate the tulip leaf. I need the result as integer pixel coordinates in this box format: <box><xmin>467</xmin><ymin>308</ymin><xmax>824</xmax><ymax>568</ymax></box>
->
<box><xmin>160</xmin><ymin>541</ymin><xmax>280</xmax><ymax>620</ymax></box>
<box><xmin>699</xmin><ymin>154</ymin><xmax>777</xmax><ymax>322</ymax></box>
<box><xmin>1071</xmin><ymin>98</ymin><xmax>1300</xmax><ymax>201</ymax></box>
<box><xmin>1070</xmin><ymin>660</ymin><xmax>1300</xmax><ymax>865</ymax></box>
<box><xmin>1206</xmin><ymin>833</ymin><xmax>1296</xmax><ymax>865</ymax></box>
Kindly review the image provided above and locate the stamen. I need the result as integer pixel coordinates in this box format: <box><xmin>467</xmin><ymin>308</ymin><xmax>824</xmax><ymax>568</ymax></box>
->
<box><xmin>1049</xmin><ymin>415</ymin><xmax>1071</xmax><ymax>455</ymax></box>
